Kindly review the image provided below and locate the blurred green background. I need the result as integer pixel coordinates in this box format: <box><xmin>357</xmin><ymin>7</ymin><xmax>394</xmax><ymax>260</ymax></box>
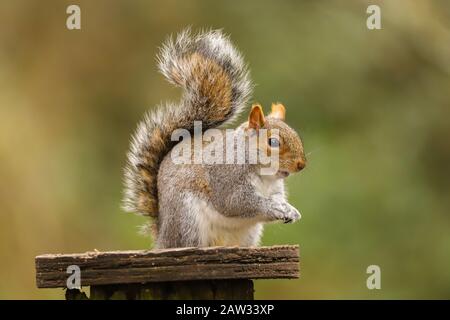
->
<box><xmin>1</xmin><ymin>0</ymin><xmax>449</xmax><ymax>299</ymax></box>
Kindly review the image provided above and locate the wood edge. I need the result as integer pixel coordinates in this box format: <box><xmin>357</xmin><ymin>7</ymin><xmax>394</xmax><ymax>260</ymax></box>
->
<box><xmin>35</xmin><ymin>245</ymin><xmax>300</xmax><ymax>260</ymax></box>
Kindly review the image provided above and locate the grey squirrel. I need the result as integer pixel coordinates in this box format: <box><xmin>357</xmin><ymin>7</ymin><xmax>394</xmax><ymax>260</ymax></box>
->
<box><xmin>123</xmin><ymin>29</ymin><xmax>306</xmax><ymax>248</ymax></box>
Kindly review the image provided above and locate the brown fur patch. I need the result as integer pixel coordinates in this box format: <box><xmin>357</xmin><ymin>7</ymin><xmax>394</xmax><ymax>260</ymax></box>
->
<box><xmin>191</xmin><ymin>175</ymin><xmax>212</xmax><ymax>196</ymax></box>
<box><xmin>138</xmin><ymin>192</ymin><xmax>157</xmax><ymax>214</ymax></box>
<box><xmin>190</xmin><ymin>53</ymin><xmax>232</xmax><ymax>121</ymax></box>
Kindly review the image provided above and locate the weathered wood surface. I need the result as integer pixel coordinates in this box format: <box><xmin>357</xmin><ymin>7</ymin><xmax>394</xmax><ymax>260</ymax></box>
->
<box><xmin>36</xmin><ymin>245</ymin><xmax>299</xmax><ymax>288</ymax></box>
<box><xmin>66</xmin><ymin>280</ymin><xmax>254</xmax><ymax>300</ymax></box>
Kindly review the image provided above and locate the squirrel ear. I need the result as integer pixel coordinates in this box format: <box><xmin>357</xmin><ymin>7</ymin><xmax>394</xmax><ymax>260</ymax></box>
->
<box><xmin>248</xmin><ymin>104</ymin><xmax>266</xmax><ymax>129</ymax></box>
<box><xmin>269</xmin><ymin>103</ymin><xmax>286</xmax><ymax>121</ymax></box>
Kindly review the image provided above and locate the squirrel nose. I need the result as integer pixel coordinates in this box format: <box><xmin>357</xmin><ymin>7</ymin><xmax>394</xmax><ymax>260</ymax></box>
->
<box><xmin>296</xmin><ymin>159</ymin><xmax>306</xmax><ymax>172</ymax></box>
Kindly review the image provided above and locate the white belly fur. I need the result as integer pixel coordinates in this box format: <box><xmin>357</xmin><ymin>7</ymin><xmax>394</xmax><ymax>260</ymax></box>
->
<box><xmin>250</xmin><ymin>173</ymin><xmax>286</xmax><ymax>200</ymax></box>
<box><xmin>187</xmin><ymin>193</ymin><xmax>263</xmax><ymax>247</ymax></box>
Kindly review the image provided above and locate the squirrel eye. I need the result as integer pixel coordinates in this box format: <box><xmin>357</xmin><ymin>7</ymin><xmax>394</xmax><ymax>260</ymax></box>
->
<box><xmin>268</xmin><ymin>137</ymin><xmax>280</xmax><ymax>148</ymax></box>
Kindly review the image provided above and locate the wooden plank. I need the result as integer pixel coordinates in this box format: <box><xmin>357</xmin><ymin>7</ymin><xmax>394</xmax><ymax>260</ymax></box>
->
<box><xmin>36</xmin><ymin>245</ymin><xmax>299</xmax><ymax>288</ymax></box>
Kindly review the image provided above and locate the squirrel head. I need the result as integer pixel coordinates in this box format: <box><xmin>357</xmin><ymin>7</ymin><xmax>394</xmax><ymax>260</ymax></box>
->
<box><xmin>246</xmin><ymin>103</ymin><xmax>306</xmax><ymax>178</ymax></box>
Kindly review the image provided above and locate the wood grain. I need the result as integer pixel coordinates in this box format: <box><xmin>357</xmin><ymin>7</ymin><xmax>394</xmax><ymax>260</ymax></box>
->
<box><xmin>35</xmin><ymin>245</ymin><xmax>299</xmax><ymax>288</ymax></box>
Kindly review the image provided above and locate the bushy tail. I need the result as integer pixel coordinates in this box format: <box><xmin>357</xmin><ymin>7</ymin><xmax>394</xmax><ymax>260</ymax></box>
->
<box><xmin>123</xmin><ymin>29</ymin><xmax>252</xmax><ymax>217</ymax></box>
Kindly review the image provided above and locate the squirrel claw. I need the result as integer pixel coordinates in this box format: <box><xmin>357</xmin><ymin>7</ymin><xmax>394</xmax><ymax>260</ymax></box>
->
<box><xmin>271</xmin><ymin>202</ymin><xmax>301</xmax><ymax>224</ymax></box>
<box><xmin>283</xmin><ymin>217</ymin><xmax>293</xmax><ymax>224</ymax></box>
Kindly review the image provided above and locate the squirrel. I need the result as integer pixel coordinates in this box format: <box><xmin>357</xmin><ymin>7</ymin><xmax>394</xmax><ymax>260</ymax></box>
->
<box><xmin>123</xmin><ymin>29</ymin><xmax>306</xmax><ymax>248</ymax></box>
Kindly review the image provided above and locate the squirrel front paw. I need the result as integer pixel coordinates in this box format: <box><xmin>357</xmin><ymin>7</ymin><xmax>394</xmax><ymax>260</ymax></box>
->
<box><xmin>270</xmin><ymin>202</ymin><xmax>301</xmax><ymax>224</ymax></box>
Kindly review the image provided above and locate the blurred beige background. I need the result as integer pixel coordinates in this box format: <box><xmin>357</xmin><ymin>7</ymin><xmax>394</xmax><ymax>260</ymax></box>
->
<box><xmin>0</xmin><ymin>0</ymin><xmax>449</xmax><ymax>299</ymax></box>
